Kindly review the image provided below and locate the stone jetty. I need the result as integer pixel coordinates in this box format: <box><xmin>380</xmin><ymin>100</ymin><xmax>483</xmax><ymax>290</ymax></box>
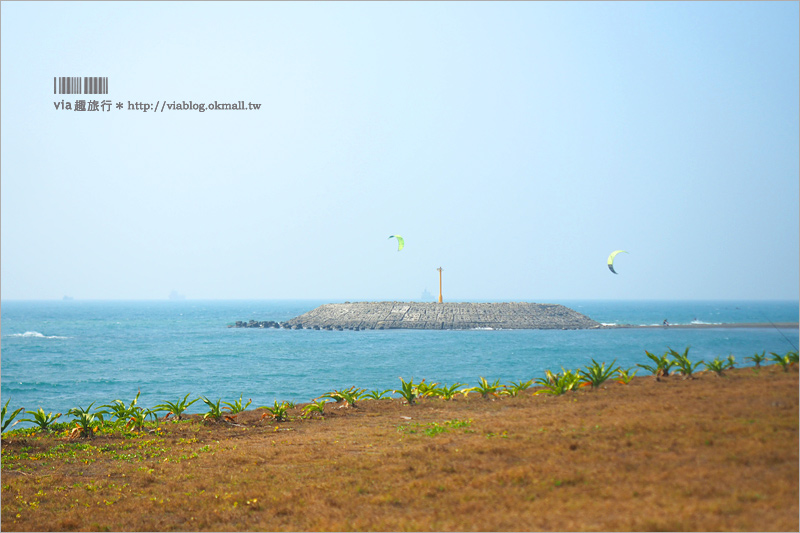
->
<box><xmin>230</xmin><ymin>302</ymin><xmax>601</xmax><ymax>330</ymax></box>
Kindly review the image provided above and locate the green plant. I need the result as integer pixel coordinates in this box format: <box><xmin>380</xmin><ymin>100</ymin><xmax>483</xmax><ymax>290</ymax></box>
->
<box><xmin>318</xmin><ymin>387</ymin><xmax>366</xmax><ymax>408</ymax></box>
<box><xmin>786</xmin><ymin>350</ymin><xmax>799</xmax><ymax>366</ymax></box>
<box><xmin>616</xmin><ymin>367</ymin><xmax>637</xmax><ymax>385</ymax></box>
<box><xmin>725</xmin><ymin>354</ymin><xmax>736</xmax><ymax>369</ymax></box>
<box><xmin>201</xmin><ymin>397</ymin><xmax>224</xmax><ymax>421</ymax></box>
<box><xmin>745</xmin><ymin>351</ymin><xmax>766</xmax><ymax>368</ymax></box>
<box><xmin>301</xmin><ymin>399</ymin><xmax>327</xmax><ymax>419</ymax></box>
<box><xmin>469</xmin><ymin>377</ymin><xmax>502</xmax><ymax>399</ymax></box>
<box><xmin>395</xmin><ymin>377</ymin><xmax>417</xmax><ymax>405</ymax></box>
<box><xmin>153</xmin><ymin>394</ymin><xmax>199</xmax><ymax>421</ymax></box>
<box><xmin>101</xmin><ymin>392</ymin><xmax>141</xmax><ymax>427</ymax></box>
<box><xmin>637</xmin><ymin>350</ymin><xmax>676</xmax><ymax>380</ymax></box>
<box><xmin>21</xmin><ymin>408</ymin><xmax>62</xmax><ymax>431</ymax></box>
<box><xmin>534</xmin><ymin>369</ymin><xmax>582</xmax><ymax>395</ymax></box>
<box><xmin>260</xmin><ymin>400</ymin><xmax>290</xmax><ymax>422</ymax></box>
<box><xmin>769</xmin><ymin>352</ymin><xmax>791</xmax><ymax>372</ymax></box>
<box><xmin>126</xmin><ymin>407</ymin><xmax>159</xmax><ymax>432</ymax></box>
<box><xmin>669</xmin><ymin>347</ymin><xmax>703</xmax><ymax>380</ymax></box>
<box><xmin>2</xmin><ymin>399</ymin><xmax>25</xmax><ymax>433</ymax></box>
<box><xmin>432</xmin><ymin>383</ymin><xmax>466</xmax><ymax>400</ymax></box>
<box><xmin>68</xmin><ymin>403</ymin><xmax>105</xmax><ymax>438</ymax></box>
<box><xmin>580</xmin><ymin>359</ymin><xmax>619</xmax><ymax>389</ymax></box>
<box><xmin>364</xmin><ymin>389</ymin><xmax>393</xmax><ymax>400</ymax></box>
<box><xmin>703</xmin><ymin>357</ymin><xmax>728</xmax><ymax>377</ymax></box>
<box><xmin>222</xmin><ymin>394</ymin><xmax>252</xmax><ymax>414</ymax></box>
<box><xmin>501</xmin><ymin>380</ymin><xmax>534</xmax><ymax>397</ymax></box>
<box><xmin>414</xmin><ymin>380</ymin><xmax>440</xmax><ymax>400</ymax></box>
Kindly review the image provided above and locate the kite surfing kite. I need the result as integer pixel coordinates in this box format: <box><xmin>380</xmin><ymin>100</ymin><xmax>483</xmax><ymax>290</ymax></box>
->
<box><xmin>607</xmin><ymin>250</ymin><xmax>628</xmax><ymax>274</ymax></box>
<box><xmin>389</xmin><ymin>235</ymin><xmax>404</xmax><ymax>251</ymax></box>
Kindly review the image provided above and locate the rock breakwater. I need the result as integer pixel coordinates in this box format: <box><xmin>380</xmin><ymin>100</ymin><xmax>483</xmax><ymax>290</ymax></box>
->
<box><xmin>230</xmin><ymin>302</ymin><xmax>600</xmax><ymax>330</ymax></box>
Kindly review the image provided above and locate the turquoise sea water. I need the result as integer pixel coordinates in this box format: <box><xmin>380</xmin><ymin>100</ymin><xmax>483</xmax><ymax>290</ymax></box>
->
<box><xmin>2</xmin><ymin>300</ymin><xmax>797</xmax><ymax>427</ymax></box>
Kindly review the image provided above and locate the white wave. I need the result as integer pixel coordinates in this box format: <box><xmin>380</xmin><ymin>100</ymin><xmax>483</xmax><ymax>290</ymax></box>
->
<box><xmin>601</xmin><ymin>322</ymin><xmax>617</xmax><ymax>326</ymax></box>
<box><xmin>7</xmin><ymin>331</ymin><xmax>69</xmax><ymax>339</ymax></box>
<box><xmin>471</xmin><ymin>327</ymin><xmax>495</xmax><ymax>330</ymax></box>
<box><xmin>690</xmin><ymin>320</ymin><xmax>722</xmax><ymax>325</ymax></box>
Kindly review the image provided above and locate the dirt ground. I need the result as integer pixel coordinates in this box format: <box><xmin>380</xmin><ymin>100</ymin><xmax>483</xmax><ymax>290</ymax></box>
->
<box><xmin>2</xmin><ymin>365</ymin><xmax>797</xmax><ymax>531</ymax></box>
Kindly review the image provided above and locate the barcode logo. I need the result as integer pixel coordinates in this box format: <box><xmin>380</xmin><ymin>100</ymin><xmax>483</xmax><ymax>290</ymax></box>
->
<box><xmin>53</xmin><ymin>76</ymin><xmax>108</xmax><ymax>94</ymax></box>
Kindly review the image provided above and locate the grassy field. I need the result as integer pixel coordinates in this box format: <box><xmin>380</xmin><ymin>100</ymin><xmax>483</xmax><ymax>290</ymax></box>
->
<box><xmin>2</xmin><ymin>365</ymin><xmax>797</xmax><ymax>531</ymax></box>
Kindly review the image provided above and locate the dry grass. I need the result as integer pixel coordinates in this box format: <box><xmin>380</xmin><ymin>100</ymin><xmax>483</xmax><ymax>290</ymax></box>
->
<box><xmin>2</xmin><ymin>366</ymin><xmax>797</xmax><ymax>531</ymax></box>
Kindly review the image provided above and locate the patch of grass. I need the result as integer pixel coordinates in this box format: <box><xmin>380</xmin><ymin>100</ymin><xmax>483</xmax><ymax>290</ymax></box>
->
<box><xmin>1</xmin><ymin>362</ymin><xmax>798</xmax><ymax>532</ymax></box>
<box><xmin>398</xmin><ymin>419</ymin><xmax>472</xmax><ymax>436</ymax></box>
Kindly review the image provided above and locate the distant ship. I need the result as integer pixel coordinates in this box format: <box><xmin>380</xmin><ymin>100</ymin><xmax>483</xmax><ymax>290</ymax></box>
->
<box><xmin>62</xmin><ymin>295</ymin><xmax>74</xmax><ymax>301</ymax></box>
<box><xmin>420</xmin><ymin>288</ymin><xmax>435</xmax><ymax>302</ymax></box>
<box><xmin>168</xmin><ymin>290</ymin><xmax>186</xmax><ymax>300</ymax></box>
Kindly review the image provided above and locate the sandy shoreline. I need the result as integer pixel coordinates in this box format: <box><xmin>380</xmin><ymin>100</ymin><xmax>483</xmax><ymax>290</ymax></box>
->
<box><xmin>602</xmin><ymin>322</ymin><xmax>799</xmax><ymax>329</ymax></box>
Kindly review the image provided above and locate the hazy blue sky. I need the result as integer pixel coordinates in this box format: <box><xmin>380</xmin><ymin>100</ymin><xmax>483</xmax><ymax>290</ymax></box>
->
<box><xmin>2</xmin><ymin>1</ymin><xmax>798</xmax><ymax>301</ymax></box>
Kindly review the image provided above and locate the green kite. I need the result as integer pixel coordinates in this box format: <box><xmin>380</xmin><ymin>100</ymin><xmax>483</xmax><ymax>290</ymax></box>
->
<box><xmin>389</xmin><ymin>235</ymin><xmax>404</xmax><ymax>251</ymax></box>
<box><xmin>607</xmin><ymin>250</ymin><xmax>628</xmax><ymax>274</ymax></box>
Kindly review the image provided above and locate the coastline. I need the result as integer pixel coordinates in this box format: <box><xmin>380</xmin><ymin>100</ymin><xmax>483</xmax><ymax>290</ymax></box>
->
<box><xmin>603</xmin><ymin>322</ymin><xmax>799</xmax><ymax>329</ymax></box>
<box><xmin>3</xmin><ymin>366</ymin><xmax>797</xmax><ymax>531</ymax></box>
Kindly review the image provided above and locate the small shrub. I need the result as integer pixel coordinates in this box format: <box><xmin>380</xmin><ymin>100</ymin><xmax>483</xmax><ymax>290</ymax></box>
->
<box><xmin>769</xmin><ymin>352</ymin><xmax>791</xmax><ymax>372</ymax></box>
<box><xmin>21</xmin><ymin>408</ymin><xmax>62</xmax><ymax>431</ymax></box>
<box><xmin>703</xmin><ymin>357</ymin><xmax>728</xmax><ymax>377</ymax></box>
<box><xmin>637</xmin><ymin>350</ymin><xmax>676</xmax><ymax>381</ymax></box>
<box><xmin>669</xmin><ymin>347</ymin><xmax>703</xmax><ymax>380</ymax></box>
<box><xmin>745</xmin><ymin>351</ymin><xmax>766</xmax><ymax>368</ymax></box>
<box><xmin>2</xmin><ymin>400</ymin><xmax>25</xmax><ymax>433</ymax></box>
<box><xmin>429</xmin><ymin>383</ymin><xmax>466</xmax><ymax>400</ymax></box>
<box><xmin>414</xmin><ymin>380</ymin><xmax>440</xmax><ymax>400</ymax></box>
<box><xmin>395</xmin><ymin>377</ymin><xmax>417</xmax><ymax>405</ymax></box>
<box><xmin>260</xmin><ymin>400</ymin><xmax>290</xmax><ymax>422</ymax></box>
<box><xmin>101</xmin><ymin>391</ymin><xmax>141</xmax><ymax>427</ymax></box>
<box><xmin>67</xmin><ymin>403</ymin><xmax>105</xmax><ymax>438</ymax></box>
<box><xmin>535</xmin><ymin>369</ymin><xmax>581</xmax><ymax>395</ymax></box>
<box><xmin>580</xmin><ymin>359</ymin><xmax>619</xmax><ymax>389</ymax></box>
<box><xmin>468</xmin><ymin>377</ymin><xmax>502</xmax><ymax>399</ymax></box>
<box><xmin>319</xmin><ymin>387</ymin><xmax>365</xmax><ymax>408</ymax></box>
<box><xmin>364</xmin><ymin>389</ymin><xmax>393</xmax><ymax>400</ymax></box>
<box><xmin>501</xmin><ymin>380</ymin><xmax>534</xmax><ymax>397</ymax></box>
<box><xmin>616</xmin><ymin>367</ymin><xmax>637</xmax><ymax>385</ymax></box>
<box><xmin>222</xmin><ymin>394</ymin><xmax>252</xmax><ymax>414</ymax></box>
<box><xmin>302</xmin><ymin>400</ymin><xmax>327</xmax><ymax>419</ymax></box>
<box><xmin>201</xmin><ymin>397</ymin><xmax>224</xmax><ymax>421</ymax></box>
<box><xmin>154</xmin><ymin>394</ymin><xmax>199</xmax><ymax>421</ymax></box>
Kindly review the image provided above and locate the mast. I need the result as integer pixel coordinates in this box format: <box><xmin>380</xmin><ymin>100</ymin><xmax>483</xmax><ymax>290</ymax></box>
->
<box><xmin>437</xmin><ymin>267</ymin><xmax>443</xmax><ymax>303</ymax></box>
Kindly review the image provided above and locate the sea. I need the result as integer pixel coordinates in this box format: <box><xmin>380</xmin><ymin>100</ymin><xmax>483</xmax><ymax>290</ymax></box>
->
<box><xmin>2</xmin><ymin>300</ymin><xmax>798</xmax><ymax>427</ymax></box>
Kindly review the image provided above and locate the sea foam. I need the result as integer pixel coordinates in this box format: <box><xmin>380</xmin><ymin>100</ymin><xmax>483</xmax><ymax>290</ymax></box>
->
<box><xmin>7</xmin><ymin>331</ymin><xmax>68</xmax><ymax>339</ymax></box>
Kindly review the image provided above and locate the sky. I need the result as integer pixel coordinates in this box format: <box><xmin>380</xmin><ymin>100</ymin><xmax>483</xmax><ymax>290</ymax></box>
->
<box><xmin>1</xmin><ymin>1</ymin><xmax>798</xmax><ymax>301</ymax></box>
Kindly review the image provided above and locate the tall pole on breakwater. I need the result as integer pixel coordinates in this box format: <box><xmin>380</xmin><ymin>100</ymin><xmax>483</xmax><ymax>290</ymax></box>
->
<box><xmin>437</xmin><ymin>267</ymin><xmax>443</xmax><ymax>303</ymax></box>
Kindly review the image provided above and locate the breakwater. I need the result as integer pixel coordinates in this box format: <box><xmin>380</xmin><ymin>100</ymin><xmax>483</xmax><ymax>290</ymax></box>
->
<box><xmin>230</xmin><ymin>302</ymin><xmax>601</xmax><ymax>330</ymax></box>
